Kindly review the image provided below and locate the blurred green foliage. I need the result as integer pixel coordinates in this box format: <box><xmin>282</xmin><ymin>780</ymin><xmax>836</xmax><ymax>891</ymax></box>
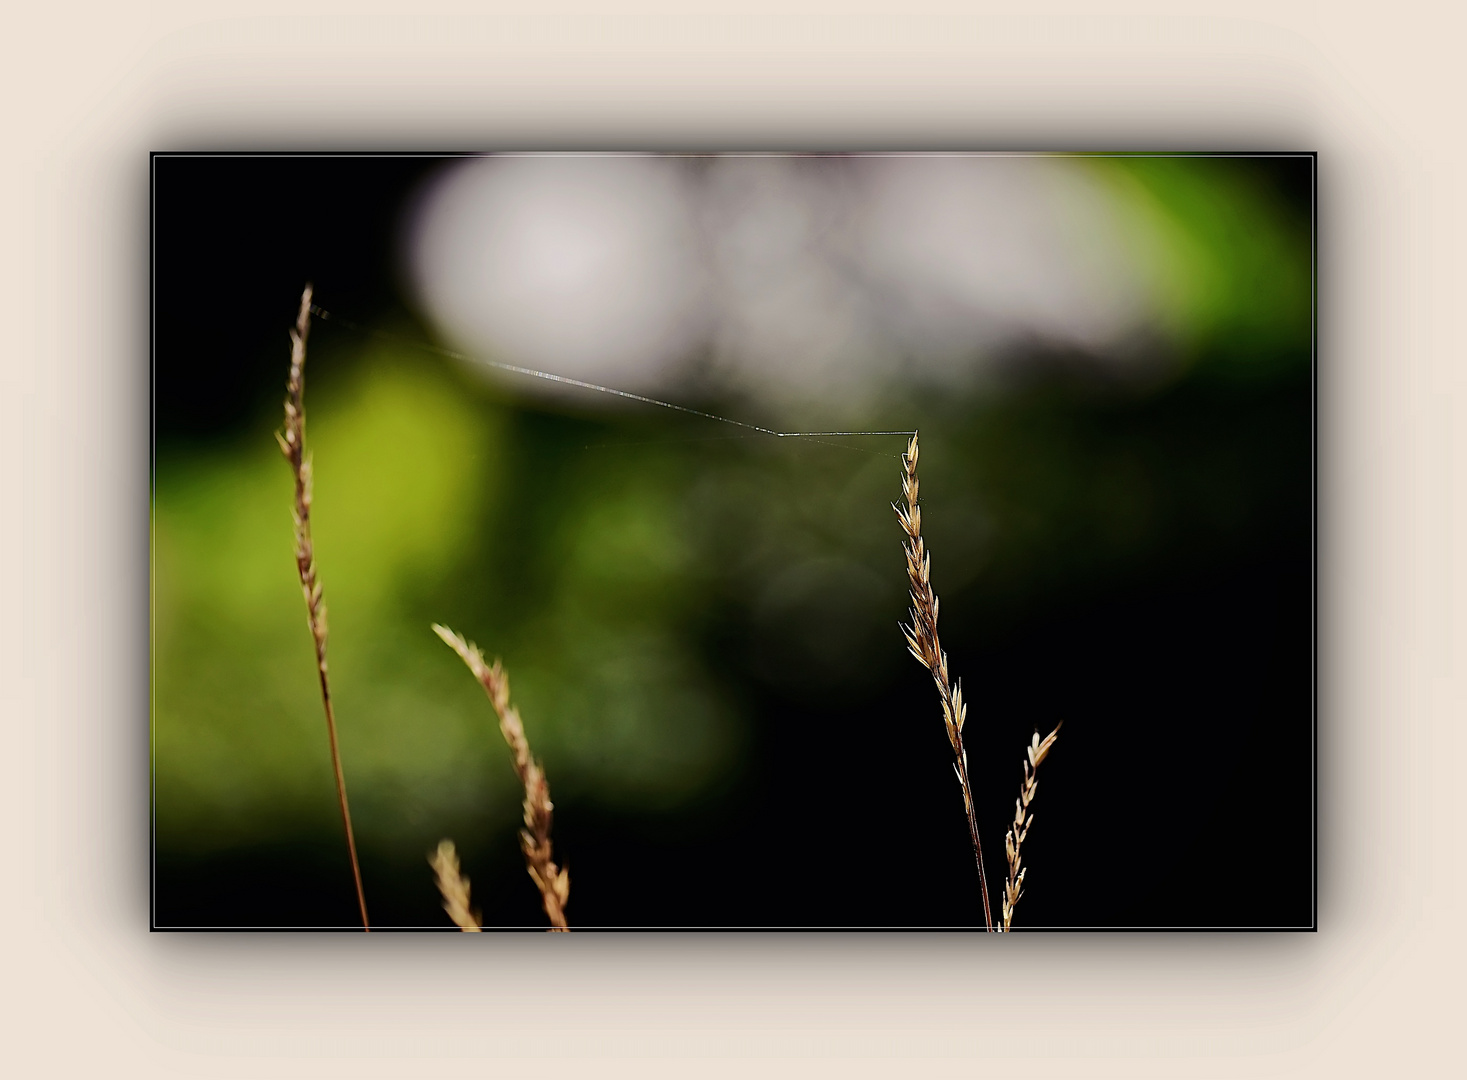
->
<box><xmin>154</xmin><ymin>351</ymin><xmax>742</xmax><ymax>856</ymax></box>
<box><xmin>1090</xmin><ymin>156</ymin><xmax>1311</xmax><ymax>361</ymax></box>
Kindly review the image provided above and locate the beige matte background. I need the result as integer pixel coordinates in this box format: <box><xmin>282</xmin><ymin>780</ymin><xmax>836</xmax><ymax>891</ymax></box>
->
<box><xmin>2</xmin><ymin>1</ymin><xmax>1460</xmax><ymax>1075</ymax></box>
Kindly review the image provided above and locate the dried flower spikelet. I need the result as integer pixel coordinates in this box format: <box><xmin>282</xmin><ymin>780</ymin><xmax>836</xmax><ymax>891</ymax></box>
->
<box><xmin>434</xmin><ymin>623</ymin><xmax>570</xmax><ymax>931</ymax></box>
<box><xmin>430</xmin><ymin>839</ymin><xmax>482</xmax><ymax>932</ymax></box>
<box><xmin>554</xmin><ymin>867</ymin><xmax>570</xmax><ymax>907</ymax></box>
<box><xmin>1001</xmin><ymin>723</ymin><xmax>1061</xmax><ymax>931</ymax></box>
<box><xmin>1029</xmin><ymin>727</ymin><xmax>1060</xmax><ymax>768</ymax></box>
<box><xmin>895</xmin><ymin>428</ymin><xmax>994</xmax><ymax>930</ymax></box>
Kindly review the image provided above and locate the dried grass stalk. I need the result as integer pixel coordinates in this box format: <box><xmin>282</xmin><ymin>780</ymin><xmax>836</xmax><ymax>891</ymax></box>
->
<box><xmin>895</xmin><ymin>431</ymin><xmax>995</xmax><ymax>931</ymax></box>
<box><xmin>1000</xmin><ymin>725</ymin><xmax>1061</xmax><ymax>931</ymax></box>
<box><xmin>275</xmin><ymin>283</ymin><xmax>370</xmax><ymax>932</ymax></box>
<box><xmin>429</xmin><ymin>839</ymin><xmax>483</xmax><ymax>931</ymax></box>
<box><xmin>432</xmin><ymin>624</ymin><xmax>571</xmax><ymax>931</ymax></box>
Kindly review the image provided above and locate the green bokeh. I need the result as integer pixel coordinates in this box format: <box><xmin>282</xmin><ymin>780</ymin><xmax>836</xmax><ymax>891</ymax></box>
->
<box><xmin>153</xmin><ymin>348</ymin><xmax>742</xmax><ymax>856</ymax></box>
<box><xmin>1090</xmin><ymin>156</ymin><xmax>1311</xmax><ymax>361</ymax></box>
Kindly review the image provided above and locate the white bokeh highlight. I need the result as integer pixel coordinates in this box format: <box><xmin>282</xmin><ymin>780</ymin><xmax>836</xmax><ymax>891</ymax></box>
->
<box><xmin>407</xmin><ymin>154</ymin><xmax>1171</xmax><ymax>408</ymax></box>
<box><xmin>409</xmin><ymin>155</ymin><xmax>707</xmax><ymax>390</ymax></box>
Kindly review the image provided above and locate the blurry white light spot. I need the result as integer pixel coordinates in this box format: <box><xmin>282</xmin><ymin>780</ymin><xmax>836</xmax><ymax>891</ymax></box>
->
<box><xmin>408</xmin><ymin>155</ymin><xmax>706</xmax><ymax>391</ymax></box>
<box><xmin>406</xmin><ymin>154</ymin><xmax>1174</xmax><ymax>412</ymax></box>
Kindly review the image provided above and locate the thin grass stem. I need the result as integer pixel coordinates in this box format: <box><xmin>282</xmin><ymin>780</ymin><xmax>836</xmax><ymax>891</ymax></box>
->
<box><xmin>277</xmin><ymin>283</ymin><xmax>370</xmax><ymax>932</ymax></box>
<box><xmin>895</xmin><ymin>431</ymin><xmax>994</xmax><ymax>931</ymax></box>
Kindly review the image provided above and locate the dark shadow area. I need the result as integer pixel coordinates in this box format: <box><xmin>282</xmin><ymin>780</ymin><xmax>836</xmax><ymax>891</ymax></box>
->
<box><xmin>154</xmin><ymin>155</ymin><xmax>446</xmax><ymax>446</ymax></box>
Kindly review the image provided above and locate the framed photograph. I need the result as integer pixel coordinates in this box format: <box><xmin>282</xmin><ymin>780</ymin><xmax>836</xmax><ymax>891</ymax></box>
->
<box><xmin>151</xmin><ymin>152</ymin><xmax>1314</xmax><ymax>930</ymax></box>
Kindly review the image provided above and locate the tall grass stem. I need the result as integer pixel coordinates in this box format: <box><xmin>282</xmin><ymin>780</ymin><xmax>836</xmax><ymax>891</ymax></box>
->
<box><xmin>277</xmin><ymin>283</ymin><xmax>370</xmax><ymax>932</ymax></box>
<box><xmin>895</xmin><ymin>431</ymin><xmax>994</xmax><ymax>931</ymax></box>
